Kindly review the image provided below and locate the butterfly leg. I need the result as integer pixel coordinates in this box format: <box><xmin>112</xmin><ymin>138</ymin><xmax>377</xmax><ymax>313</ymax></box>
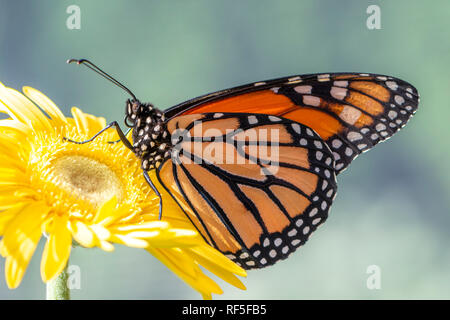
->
<box><xmin>63</xmin><ymin>121</ymin><xmax>133</xmax><ymax>151</ymax></box>
<box><xmin>143</xmin><ymin>170</ymin><xmax>163</xmax><ymax>220</ymax></box>
<box><xmin>107</xmin><ymin>128</ymin><xmax>132</xmax><ymax>144</ymax></box>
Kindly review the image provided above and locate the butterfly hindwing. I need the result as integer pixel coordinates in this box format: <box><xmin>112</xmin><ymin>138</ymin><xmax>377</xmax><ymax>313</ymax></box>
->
<box><xmin>156</xmin><ymin>113</ymin><xmax>337</xmax><ymax>269</ymax></box>
<box><xmin>164</xmin><ymin>73</ymin><xmax>419</xmax><ymax>173</ymax></box>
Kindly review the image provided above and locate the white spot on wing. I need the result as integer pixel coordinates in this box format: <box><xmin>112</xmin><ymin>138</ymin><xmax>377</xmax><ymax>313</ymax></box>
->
<box><xmin>303</xmin><ymin>95</ymin><xmax>321</xmax><ymax>107</ymax></box>
<box><xmin>395</xmin><ymin>95</ymin><xmax>405</xmax><ymax>105</ymax></box>
<box><xmin>357</xmin><ymin>143</ymin><xmax>367</xmax><ymax>150</ymax></box>
<box><xmin>309</xmin><ymin>208</ymin><xmax>318</xmax><ymax>217</ymax></box>
<box><xmin>271</xmin><ymin>87</ymin><xmax>280</xmax><ymax>93</ymax></box>
<box><xmin>386</xmin><ymin>81</ymin><xmax>398</xmax><ymax>91</ymax></box>
<box><xmin>240</xmin><ymin>252</ymin><xmax>249</xmax><ymax>259</ymax></box>
<box><xmin>347</xmin><ymin>131</ymin><xmax>363</xmax><ymax>142</ymax></box>
<box><xmin>294</xmin><ymin>85</ymin><xmax>312</xmax><ymax>94</ymax></box>
<box><xmin>376</xmin><ymin>123</ymin><xmax>386</xmax><ymax>132</ymax></box>
<box><xmin>340</xmin><ymin>106</ymin><xmax>362</xmax><ymax>125</ymax></box>
<box><xmin>345</xmin><ymin>147</ymin><xmax>353</xmax><ymax>156</ymax></box>
<box><xmin>288</xmin><ymin>76</ymin><xmax>302</xmax><ymax>82</ymax></box>
<box><xmin>332</xmin><ymin>139</ymin><xmax>342</xmax><ymax>149</ymax></box>
<box><xmin>248</xmin><ymin>115</ymin><xmax>258</xmax><ymax>124</ymax></box>
<box><xmin>316</xmin><ymin>151</ymin><xmax>323</xmax><ymax>160</ymax></box>
<box><xmin>330</xmin><ymin>86</ymin><xmax>348</xmax><ymax>100</ymax></box>
<box><xmin>388</xmin><ymin>110</ymin><xmax>397</xmax><ymax>119</ymax></box>
<box><xmin>326</xmin><ymin>189</ymin><xmax>334</xmax><ymax>198</ymax></box>
<box><xmin>333</xmin><ymin>80</ymin><xmax>348</xmax><ymax>87</ymax></box>
<box><xmin>291</xmin><ymin>123</ymin><xmax>301</xmax><ymax>134</ymax></box>
<box><xmin>303</xmin><ymin>226</ymin><xmax>310</xmax><ymax>235</ymax></box>
<box><xmin>317</xmin><ymin>74</ymin><xmax>330</xmax><ymax>82</ymax></box>
<box><xmin>269</xmin><ymin>116</ymin><xmax>281</xmax><ymax>122</ymax></box>
<box><xmin>274</xmin><ymin>238</ymin><xmax>282</xmax><ymax>247</ymax></box>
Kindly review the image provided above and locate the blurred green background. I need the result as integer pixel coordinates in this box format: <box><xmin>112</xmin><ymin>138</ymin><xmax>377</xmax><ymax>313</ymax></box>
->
<box><xmin>0</xmin><ymin>0</ymin><xmax>449</xmax><ymax>299</ymax></box>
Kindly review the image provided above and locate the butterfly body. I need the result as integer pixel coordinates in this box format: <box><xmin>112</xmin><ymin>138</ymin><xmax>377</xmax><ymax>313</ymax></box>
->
<box><xmin>126</xmin><ymin>99</ymin><xmax>172</xmax><ymax>170</ymax></box>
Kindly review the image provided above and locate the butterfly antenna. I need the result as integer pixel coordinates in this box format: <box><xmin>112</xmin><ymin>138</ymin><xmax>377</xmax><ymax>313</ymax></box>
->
<box><xmin>67</xmin><ymin>58</ymin><xmax>137</xmax><ymax>101</ymax></box>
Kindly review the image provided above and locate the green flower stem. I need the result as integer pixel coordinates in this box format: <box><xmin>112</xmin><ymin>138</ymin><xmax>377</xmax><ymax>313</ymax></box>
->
<box><xmin>46</xmin><ymin>263</ymin><xmax>70</xmax><ymax>300</ymax></box>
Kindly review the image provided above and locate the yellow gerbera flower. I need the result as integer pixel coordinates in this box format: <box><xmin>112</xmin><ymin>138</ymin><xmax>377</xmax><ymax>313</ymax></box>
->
<box><xmin>0</xmin><ymin>82</ymin><xmax>246</xmax><ymax>299</ymax></box>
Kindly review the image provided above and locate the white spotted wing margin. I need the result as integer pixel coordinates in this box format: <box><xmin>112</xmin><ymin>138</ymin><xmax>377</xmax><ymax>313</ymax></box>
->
<box><xmin>156</xmin><ymin>113</ymin><xmax>338</xmax><ymax>270</ymax></box>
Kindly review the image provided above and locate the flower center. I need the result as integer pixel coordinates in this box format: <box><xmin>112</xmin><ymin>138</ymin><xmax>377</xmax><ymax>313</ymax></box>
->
<box><xmin>52</xmin><ymin>155</ymin><xmax>123</xmax><ymax>207</ymax></box>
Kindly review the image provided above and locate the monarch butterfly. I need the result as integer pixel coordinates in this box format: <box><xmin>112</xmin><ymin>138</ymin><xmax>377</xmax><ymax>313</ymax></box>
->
<box><xmin>67</xmin><ymin>59</ymin><xmax>419</xmax><ymax>269</ymax></box>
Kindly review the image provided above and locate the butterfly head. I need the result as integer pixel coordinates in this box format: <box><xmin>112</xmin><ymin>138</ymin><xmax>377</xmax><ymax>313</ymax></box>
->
<box><xmin>125</xmin><ymin>99</ymin><xmax>143</xmax><ymax>127</ymax></box>
<box><xmin>125</xmin><ymin>99</ymin><xmax>165</xmax><ymax>128</ymax></box>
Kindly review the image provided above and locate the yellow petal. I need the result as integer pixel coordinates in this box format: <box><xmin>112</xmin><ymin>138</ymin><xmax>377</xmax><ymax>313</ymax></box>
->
<box><xmin>71</xmin><ymin>107</ymin><xmax>107</xmax><ymax>137</ymax></box>
<box><xmin>0</xmin><ymin>168</ymin><xmax>29</xmax><ymax>186</ymax></box>
<box><xmin>1</xmin><ymin>202</ymin><xmax>49</xmax><ymax>288</ymax></box>
<box><xmin>92</xmin><ymin>196</ymin><xmax>118</xmax><ymax>224</ymax></box>
<box><xmin>5</xmin><ymin>257</ymin><xmax>23</xmax><ymax>289</ymax></box>
<box><xmin>110</xmin><ymin>234</ymin><xmax>149</xmax><ymax>248</ymax></box>
<box><xmin>0</xmin><ymin>204</ymin><xmax>26</xmax><ymax>237</ymax></box>
<box><xmin>0</xmin><ymin>154</ymin><xmax>27</xmax><ymax>171</ymax></box>
<box><xmin>70</xmin><ymin>107</ymin><xmax>90</xmax><ymax>135</ymax></box>
<box><xmin>142</xmin><ymin>229</ymin><xmax>202</xmax><ymax>248</ymax></box>
<box><xmin>84</xmin><ymin>113</ymin><xmax>106</xmax><ymax>135</ymax></box>
<box><xmin>0</xmin><ymin>185</ymin><xmax>35</xmax><ymax>198</ymax></box>
<box><xmin>0</xmin><ymin>119</ymin><xmax>32</xmax><ymax>136</ymax></box>
<box><xmin>0</xmin><ymin>85</ymin><xmax>52</xmax><ymax>132</ymax></box>
<box><xmin>202</xmin><ymin>293</ymin><xmax>212</xmax><ymax>300</ymax></box>
<box><xmin>69</xmin><ymin>220</ymin><xmax>95</xmax><ymax>248</ymax></box>
<box><xmin>99</xmin><ymin>240</ymin><xmax>115</xmax><ymax>252</ymax></box>
<box><xmin>188</xmin><ymin>245</ymin><xmax>247</xmax><ymax>277</ymax></box>
<box><xmin>0</xmin><ymin>131</ymin><xmax>29</xmax><ymax>161</ymax></box>
<box><xmin>112</xmin><ymin>221</ymin><xmax>169</xmax><ymax>232</ymax></box>
<box><xmin>41</xmin><ymin>214</ymin><xmax>72</xmax><ymax>282</ymax></box>
<box><xmin>147</xmin><ymin>247</ymin><xmax>223</xmax><ymax>297</ymax></box>
<box><xmin>90</xmin><ymin>224</ymin><xmax>111</xmax><ymax>241</ymax></box>
<box><xmin>22</xmin><ymin>86</ymin><xmax>67</xmax><ymax>128</ymax></box>
<box><xmin>0</xmin><ymin>195</ymin><xmax>31</xmax><ymax>211</ymax></box>
<box><xmin>186</xmin><ymin>247</ymin><xmax>246</xmax><ymax>290</ymax></box>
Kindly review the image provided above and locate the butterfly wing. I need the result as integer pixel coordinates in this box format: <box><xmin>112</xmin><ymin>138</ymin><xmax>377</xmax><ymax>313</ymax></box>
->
<box><xmin>156</xmin><ymin>113</ymin><xmax>337</xmax><ymax>269</ymax></box>
<box><xmin>164</xmin><ymin>73</ymin><xmax>419</xmax><ymax>173</ymax></box>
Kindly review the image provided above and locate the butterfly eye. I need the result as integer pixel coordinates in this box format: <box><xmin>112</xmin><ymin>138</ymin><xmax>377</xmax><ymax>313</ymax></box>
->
<box><xmin>131</xmin><ymin>101</ymin><xmax>140</xmax><ymax>113</ymax></box>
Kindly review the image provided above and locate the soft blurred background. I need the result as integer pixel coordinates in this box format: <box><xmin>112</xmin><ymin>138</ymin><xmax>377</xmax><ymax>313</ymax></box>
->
<box><xmin>0</xmin><ymin>0</ymin><xmax>449</xmax><ymax>299</ymax></box>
